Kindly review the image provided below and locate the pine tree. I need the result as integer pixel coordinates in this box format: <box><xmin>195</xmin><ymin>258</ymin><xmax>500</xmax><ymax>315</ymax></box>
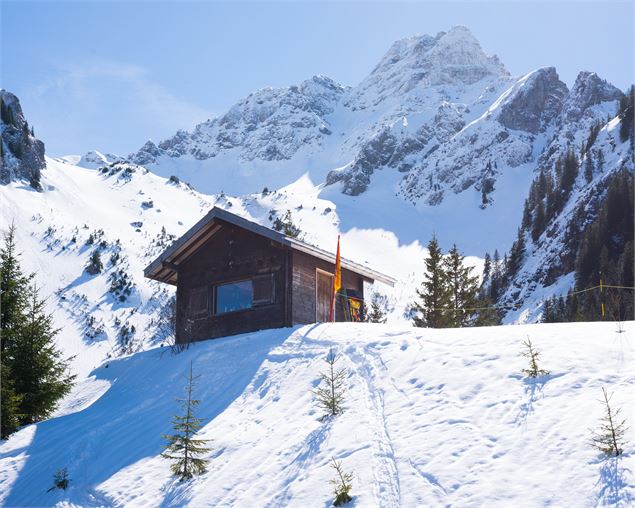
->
<box><xmin>536</xmin><ymin>170</ymin><xmax>547</xmax><ymax>200</ymax></box>
<box><xmin>313</xmin><ymin>348</ymin><xmax>346</xmax><ymax>418</ymax></box>
<box><xmin>412</xmin><ymin>236</ymin><xmax>450</xmax><ymax>328</ymax></box>
<box><xmin>1</xmin><ymin>227</ymin><xmax>74</xmax><ymax>434</ymax></box>
<box><xmin>541</xmin><ymin>298</ymin><xmax>553</xmax><ymax>323</ymax></box>
<box><xmin>85</xmin><ymin>250</ymin><xmax>103</xmax><ymax>275</ymax></box>
<box><xmin>443</xmin><ymin>244</ymin><xmax>480</xmax><ymax>327</ymax></box>
<box><xmin>329</xmin><ymin>457</ymin><xmax>353</xmax><ymax>506</ymax></box>
<box><xmin>521</xmin><ymin>199</ymin><xmax>532</xmax><ymax>230</ymax></box>
<box><xmin>584</xmin><ymin>153</ymin><xmax>594</xmax><ymax>183</ymax></box>
<box><xmin>47</xmin><ymin>467</ymin><xmax>70</xmax><ymax>492</ymax></box>
<box><xmin>482</xmin><ymin>252</ymin><xmax>492</xmax><ymax>285</ymax></box>
<box><xmin>531</xmin><ymin>200</ymin><xmax>545</xmax><ymax>242</ymax></box>
<box><xmin>520</xmin><ymin>338</ymin><xmax>549</xmax><ymax>378</ymax></box>
<box><xmin>480</xmin><ymin>165</ymin><xmax>495</xmax><ymax>208</ymax></box>
<box><xmin>506</xmin><ymin>229</ymin><xmax>526</xmax><ymax>278</ymax></box>
<box><xmin>272</xmin><ymin>210</ymin><xmax>301</xmax><ymax>238</ymax></box>
<box><xmin>1</xmin><ymin>225</ymin><xmax>31</xmax><ymax>438</ymax></box>
<box><xmin>619</xmin><ymin>85</ymin><xmax>634</xmax><ymax>145</ymax></box>
<box><xmin>366</xmin><ymin>292</ymin><xmax>388</xmax><ymax>323</ymax></box>
<box><xmin>489</xmin><ymin>250</ymin><xmax>502</xmax><ymax>302</ymax></box>
<box><xmin>560</xmin><ymin>150</ymin><xmax>579</xmax><ymax>194</ymax></box>
<box><xmin>591</xmin><ymin>387</ymin><xmax>627</xmax><ymax>456</ymax></box>
<box><xmin>474</xmin><ymin>296</ymin><xmax>501</xmax><ymax>326</ymax></box>
<box><xmin>597</xmin><ymin>149</ymin><xmax>605</xmax><ymax>172</ymax></box>
<box><xmin>1</xmin><ymin>225</ymin><xmax>32</xmax><ymax>353</ymax></box>
<box><xmin>162</xmin><ymin>361</ymin><xmax>211</xmax><ymax>480</ymax></box>
<box><xmin>0</xmin><ymin>364</ymin><xmax>21</xmax><ymax>438</ymax></box>
<box><xmin>11</xmin><ymin>284</ymin><xmax>75</xmax><ymax>424</ymax></box>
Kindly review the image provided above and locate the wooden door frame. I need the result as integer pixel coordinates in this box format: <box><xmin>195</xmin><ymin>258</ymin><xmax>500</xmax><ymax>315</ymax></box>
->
<box><xmin>315</xmin><ymin>268</ymin><xmax>334</xmax><ymax>322</ymax></box>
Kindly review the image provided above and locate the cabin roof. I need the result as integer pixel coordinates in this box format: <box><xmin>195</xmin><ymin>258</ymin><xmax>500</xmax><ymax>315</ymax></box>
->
<box><xmin>144</xmin><ymin>207</ymin><xmax>396</xmax><ymax>287</ymax></box>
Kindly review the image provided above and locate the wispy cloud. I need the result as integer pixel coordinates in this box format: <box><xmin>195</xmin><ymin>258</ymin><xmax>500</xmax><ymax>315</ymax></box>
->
<box><xmin>24</xmin><ymin>59</ymin><xmax>210</xmax><ymax>155</ymax></box>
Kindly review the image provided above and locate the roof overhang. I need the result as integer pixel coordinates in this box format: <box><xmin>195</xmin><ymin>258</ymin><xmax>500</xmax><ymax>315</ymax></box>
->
<box><xmin>144</xmin><ymin>207</ymin><xmax>396</xmax><ymax>287</ymax></box>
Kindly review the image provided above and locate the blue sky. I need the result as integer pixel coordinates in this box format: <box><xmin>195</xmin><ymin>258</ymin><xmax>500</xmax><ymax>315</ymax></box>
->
<box><xmin>2</xmin><ymin>1</ymin><xmax>633</xmax><ymax>156</ymax></box>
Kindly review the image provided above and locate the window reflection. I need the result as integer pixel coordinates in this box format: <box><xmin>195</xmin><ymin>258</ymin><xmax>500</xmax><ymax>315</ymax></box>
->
<box><xmin>215</xmin><ymin>280</ymin><xmax>253</xmax><ymax>314</ymax></box>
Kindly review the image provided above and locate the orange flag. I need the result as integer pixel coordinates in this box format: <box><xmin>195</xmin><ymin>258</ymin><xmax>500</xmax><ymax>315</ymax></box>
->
<box><xmin>334</xmin><ymin>235</ymin><xmax>341</xmax><ymax>294</ymax></box>
<box><xmin>330</xmin><ymin>235</ymin><xmax>341</xmax><ymax>322</ymax></box>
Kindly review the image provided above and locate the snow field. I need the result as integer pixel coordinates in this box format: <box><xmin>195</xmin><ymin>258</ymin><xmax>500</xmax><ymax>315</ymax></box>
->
<box><xmin>0</xmin><ymin>321</ymin><xmax>633</xmax><ymax>507</ymax></box>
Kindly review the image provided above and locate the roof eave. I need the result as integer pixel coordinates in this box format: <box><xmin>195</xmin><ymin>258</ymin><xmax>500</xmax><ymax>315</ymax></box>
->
<box><xmin>143</xmin><ymin>207</ymin><xmax>396</xmax><ymax>287</ymax></box>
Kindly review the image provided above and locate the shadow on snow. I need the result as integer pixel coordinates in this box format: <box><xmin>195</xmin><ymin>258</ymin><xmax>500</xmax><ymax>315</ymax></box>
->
<box><xmin>594</xmin><ymin>455</ymin><xmax>633</xmax><ymax>506</ymax></box>
<box><xmin>3</xmin><ymin>327</ymin><xmax>298</xmax><ymax>507</ymax></box>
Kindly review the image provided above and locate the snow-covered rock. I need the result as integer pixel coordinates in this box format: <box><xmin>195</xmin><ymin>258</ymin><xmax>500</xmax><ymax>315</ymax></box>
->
<box><xmin>0</xmin><ymin>89</ymin><xmax>46</xmax><ymax>187</ymax></box>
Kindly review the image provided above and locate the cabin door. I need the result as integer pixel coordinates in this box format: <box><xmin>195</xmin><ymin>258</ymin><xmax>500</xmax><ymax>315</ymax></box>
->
<box><xmin>316</xmin><ymin>269</ymin><xmax>334</xmax><ymax>322</ymax></box>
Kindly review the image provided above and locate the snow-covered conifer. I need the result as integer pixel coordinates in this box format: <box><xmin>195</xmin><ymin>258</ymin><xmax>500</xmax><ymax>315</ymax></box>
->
<box><xmin>313</xmin><ymin>348</ymin><xmax>346</xmax><ymax>418</ymax></box>
<box><xmin>412</xmin><ymin>235</ymin><xmax>450</xmax><ymax>328</ymax></box>
<box><xmin>85</xmin><ymin>250</ymin><xmax>103</xmax><ymax>275</ymax></box>
<box><xmin>444</xmin><ymin>244</ymin><xmax>480</xmax><ymax>327</ymax></box>
<box><xmin>162</xmin><ymin>361</ymin><xmax>211</xmax><ymax>480</ymax></box>
<box><xmin>366</xmin><ymin>292</ymin><xmax>388</xmax><ymax>323</ymax></box>
<box><xmin>591</xmin><ymin>387</ymin><xmax>627</xmax><ymax>457</ymax></box>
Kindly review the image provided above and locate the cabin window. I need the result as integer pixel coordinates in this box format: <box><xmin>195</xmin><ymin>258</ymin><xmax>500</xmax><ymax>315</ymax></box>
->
<box><xmin>214</xmin><ymin>274</ymin><xmax>276</xmax><ymax>315</ymax></box>
<box><xmin>188</xmin><ymin>286</ymin><xmax>209</xmax><ymax>317</ymax></box>
<box><xmin>253</xmin><ymin>273</ymin><xmax>275</xmax><ymax>305</ymax></box>
<box><xmin>215</xmin><ymin>280</ymin><xmax>253</xmax><ymax>314</ymax></box>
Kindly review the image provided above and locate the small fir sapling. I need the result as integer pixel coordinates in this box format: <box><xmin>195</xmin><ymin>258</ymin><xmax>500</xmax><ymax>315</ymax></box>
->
<box><xmin>162</xmin><ymin>361</ymin><xmax>211</xmax><ymax>480</ymax></box>
<box><xmin>47</xmin><ymin>467</ymin><xmax>70</xmax><ymax>492</ymax></box>
<box><xmin>313</xmin><ymin>348</ymin><xmax>346</xmax><ymax>418</ymax></box>
<box><xmin>329</xmin><ymin>457</ymin><xmax>353</xmax><ymax>506</ymax></box>
<box><xmin>591</xmin><ymin>387</ymin><xmax>627</xmax><ymax>457</ymax></box>
<box><xmin>520</xmin><ymin>337</ymin><xmax>550</xmax><ymax>378</ymax></box>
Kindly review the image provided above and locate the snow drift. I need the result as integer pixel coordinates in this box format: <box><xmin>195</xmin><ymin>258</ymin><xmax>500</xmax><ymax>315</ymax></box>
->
<box><xmin>0</xmin><ymin>321</ymin><xmax>633</xmax><ymax>507</ymax></box>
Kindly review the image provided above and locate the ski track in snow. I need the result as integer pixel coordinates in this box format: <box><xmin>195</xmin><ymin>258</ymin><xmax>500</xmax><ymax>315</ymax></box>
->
<box><xmin>1</xmin><ymin>321</ymin><xmax>634</xmax><ymax>507</ymax></box>
<box><xmin>345</xmin><ymin>343</ymin><xmax>401</xmax><ymax>507</ymax></box>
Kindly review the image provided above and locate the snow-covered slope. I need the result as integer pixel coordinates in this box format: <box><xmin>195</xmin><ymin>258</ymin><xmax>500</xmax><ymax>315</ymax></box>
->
<box><xmin>0</xmin><ymin>156</ymin><xmax>438</xmax><ymax>371</ymax></box>
<box><xmin>499</xmin><ymin>75</ymin><xmax>632</xmax><ymax>322</ymax></box>
<box><xmin>1</xmin><ymin>322</ymin><xmax>633</xmax><ymax>507</ymax></box>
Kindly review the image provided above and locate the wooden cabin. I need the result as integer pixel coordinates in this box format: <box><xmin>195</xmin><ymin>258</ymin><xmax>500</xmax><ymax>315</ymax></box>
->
<box><xmin>144</xmin><ymin>207</ymin><xmax>395</xmax><ymax>343</ymax></box>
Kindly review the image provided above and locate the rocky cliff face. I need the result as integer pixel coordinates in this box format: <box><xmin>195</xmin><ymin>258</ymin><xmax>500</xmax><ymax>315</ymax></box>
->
<box><xmin>495</xmin><ymin>72</ymin><xmax>629</xmax><ymax>321</ymax></box>
<box><xmin>0</xmin><ymin>90</ymin><xmax>46</xmax><ymax>189</ymax></box>
<box><xmin>131</xmin><ymin>75</ymin><xmax>347</xmax><ymax>165</ymax></box>
<box><xmin>497</xmin><ymin>67</ymin><xmax>569</xmax><ymax>134</ymax></box>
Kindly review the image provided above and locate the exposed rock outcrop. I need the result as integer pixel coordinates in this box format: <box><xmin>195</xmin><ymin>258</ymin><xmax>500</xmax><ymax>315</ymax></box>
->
<box><xmin>0</xmin><ymin>90</ymin><xmax>46</xmax><ymax>189</ymax></box>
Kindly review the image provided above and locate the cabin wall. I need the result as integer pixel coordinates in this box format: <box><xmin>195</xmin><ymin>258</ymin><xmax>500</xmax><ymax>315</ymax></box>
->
<box><xmin>175</xmin><ymin>222</ymin><xmax>290</xmax><ymax>343</ymax></box>
<box><xmin>290</xmin><ymin>250</ymin><xmax>365</xmax><ymax>324</ymax></box>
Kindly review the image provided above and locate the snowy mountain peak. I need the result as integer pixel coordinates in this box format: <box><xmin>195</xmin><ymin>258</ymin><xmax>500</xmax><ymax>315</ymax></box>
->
<box><xmin>427</xmin><ymin>25</ymin><xmax>508</xmax><ymax>79</ymax></box>
<box><xmin>368</xmin><ymin>25</ymin><xmax>509</xmax><ymax>90</ymax></box>
<box><xmin>561</xmin><ymin>70</ymin><xmax>623</xmax><ymax>123</ymax></box>
<box><xmin>77</xmin><ymin>150</ymin><xmax>122</xmax><ymax>169</ymax></box>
